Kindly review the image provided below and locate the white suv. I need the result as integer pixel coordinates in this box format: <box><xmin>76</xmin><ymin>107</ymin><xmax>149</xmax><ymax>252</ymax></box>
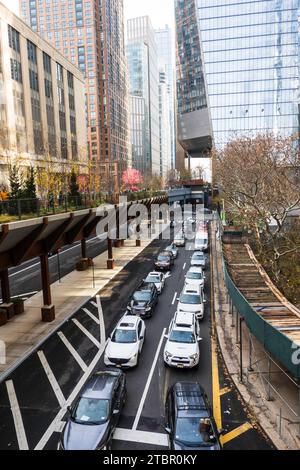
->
<box><xmin>164</xmin><ymin>313</ymin><xmax>202</xmax><ymax>369</ymax></box>
<box><xmin>177</xmin><ymin>284</ymin><xmax>206</xmax><ymax>320</ymax></box>
<box><xmin>185</xmin><ymin>267</ymin><xmax>205</xmax><ymax>289</ymax></box>
<box><xmin>104</xmin><ymin>315</ymin><xmax>146</xmax><ymax>369</ymax></box>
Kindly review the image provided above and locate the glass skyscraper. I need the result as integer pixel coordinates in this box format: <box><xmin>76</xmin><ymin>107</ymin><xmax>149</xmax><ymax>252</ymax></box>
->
<box><xmin>196</xmin><ymin>0</ymin><xmax>300</xmax><ymax>145</ymax></box>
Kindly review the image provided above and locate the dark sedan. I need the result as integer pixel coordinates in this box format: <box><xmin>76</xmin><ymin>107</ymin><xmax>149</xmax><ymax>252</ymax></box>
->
<box><xmin>165</xmin><ymin>382</ymin><xmax>223</xmax><ymax>450</ymax></box>
<box><xmin>154</xmin><ymin>251</ymin><xmax>174</xmax><ymax>271</ymax></box>
<box><xmin>58</xmin><ymin>370</ymin><xmax>126</xmax><ymax>450</ymax></box>
<box><xmin>127</xmin><ymin>283</ymin><xmax>158</xmax><ymax>318</ymax></box>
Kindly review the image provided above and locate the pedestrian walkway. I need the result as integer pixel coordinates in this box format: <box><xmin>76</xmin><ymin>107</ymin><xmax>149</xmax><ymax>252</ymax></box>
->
<box><xmin>0</xmin><ymin>237</ymin><xmax>158</xmax><ymax>379</ymax></box>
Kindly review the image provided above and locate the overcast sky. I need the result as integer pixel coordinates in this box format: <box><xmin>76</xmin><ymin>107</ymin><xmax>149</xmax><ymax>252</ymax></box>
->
<box><xmin>6</xmin><ymin>0</ymin><xmax>175</xmax><ymax>30</ymax></box>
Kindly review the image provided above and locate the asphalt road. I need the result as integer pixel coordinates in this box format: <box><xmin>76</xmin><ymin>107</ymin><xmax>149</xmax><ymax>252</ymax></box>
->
<box><xmin>0</xmin><ymin>231</ymin><xmax>274</xmax><ymax>450</ymax></box>
<box><xmin>5</xmin><ymin>236</ymin><xmax>107</xmax><ymax>300</ymax></box>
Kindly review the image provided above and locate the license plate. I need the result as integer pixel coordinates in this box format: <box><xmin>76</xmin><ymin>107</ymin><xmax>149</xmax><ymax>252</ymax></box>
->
<box><xmin>177</xmin><ymin>364</ymin><xmax>185</xmax><ymax>368</ymax></box>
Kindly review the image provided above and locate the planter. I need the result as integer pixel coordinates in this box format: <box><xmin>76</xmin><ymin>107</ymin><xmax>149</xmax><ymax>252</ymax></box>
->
<box><xmin>12</xmin><ymin>299</ymin><xmax>25</xmax><ymax>315</ymax></box>
<box><xmin>0</xmin><ymin>308</ymin><xmax>7</xmax><ymax>326</ymax></box>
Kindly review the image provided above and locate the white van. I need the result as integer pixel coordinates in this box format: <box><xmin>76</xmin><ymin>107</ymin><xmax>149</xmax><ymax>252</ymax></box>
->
<box><xmin>194</xmin><ymin>231</ymin><xmax>209</xmax><ymax>252</ymax></box>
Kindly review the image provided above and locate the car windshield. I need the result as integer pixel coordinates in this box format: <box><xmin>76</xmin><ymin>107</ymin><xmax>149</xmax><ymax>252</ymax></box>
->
<box><xmin>196</xmin><ymin>239</ymin><xmax>207</xmax><ymax>244</ymax></box>
<box><xmin>169</xmin><ymin>330</ymin><xmax>196</xmax><ymax>344</ymax></box>
<box><xmin>72</xmin><ymin>398</ymin><xmax>109</xmax><ymax>425</ymax></box>
<box><xmin>133</xmin><ymin>291</ymin><xmax>151</xmax><ymax>302</ymax></box>
<box><xmin>158</xmin><ymin>255</ymin><xmax>169</xmax><ymax>262</ymax></box>
<box><xmin>175</xmin><ymin>417</ymin><xmax>215</xmax><ymax>447</ymax></box>
<box><xmin>146</xmin><ymin>276</ymin><xmax>160</xmax><ymax>283</ymax></box>
<box><xmin>112</xmin><ymin>329</ymin><xmax>137</xmax><ymax>343</ymax></box>
<box><xmin>187</xmin><ymin>272</ymin><xmax>202</xmax><ymax>280</ymax></box>
<box><xmin>193</xmin><ymin>254</ymin><xmax>204</xmax><ymax>260</ymax></box>
<box><xmin>180</xmin><ymin>294</ymin><xmax>201</xmax><ymax>304</ymax></box>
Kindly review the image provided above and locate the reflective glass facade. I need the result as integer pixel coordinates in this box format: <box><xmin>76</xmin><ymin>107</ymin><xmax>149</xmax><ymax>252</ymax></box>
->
<box><xmin>196</xmin><ymin>0</ymin><xmax>300</xmax><ymax>144</ymax></box>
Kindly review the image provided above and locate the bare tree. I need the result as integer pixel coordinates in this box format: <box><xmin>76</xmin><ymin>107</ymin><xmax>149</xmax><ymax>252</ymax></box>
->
<box><xmin>215</xmin><ymin>133</ymin><xmax>300</xmax><ymax>280</ymax></box>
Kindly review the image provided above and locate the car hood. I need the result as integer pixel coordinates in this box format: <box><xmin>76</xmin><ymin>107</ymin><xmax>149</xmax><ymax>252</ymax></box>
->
<box><xmin>165</xmin><ymin>341</ymin><xmax>198</xmax><ymax>356</ymax></box>
<box><xmin>63</xmin><ymin>420</ymin><xmax>109</xmax><ymax>450</ymax></box>
<box><xmin>178</xmin><ymin>302</ymin><xmax>202</xmax><ymax>313</ymax></box>
<box><xmin>185</xmin><ymin>279</ymin><xmax>204</xmax><ymax>287</ymax></box>
<box><xmin>106</xmin><ymin>341</ymin><xmax>139</xmax><ymax>359</ymax></box>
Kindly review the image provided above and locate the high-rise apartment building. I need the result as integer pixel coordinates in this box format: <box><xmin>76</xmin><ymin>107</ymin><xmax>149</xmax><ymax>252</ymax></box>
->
<box><xmin>175</xmin><ymin>0</ymin><xmax>213</xmax><ymax>163</ymax></box>
<box><xmin>195</xmin><ymin>0</ymin><xmax>300</xmax><ymax>145</ymax></box>
<box><xmin>155</xmin><ymin>25</ymin><xmax>176</xmax><ymax>170</ymax></box>
<box><xmin>20</xmin><ymin>0</ymin><xmax>130</xmax><ymax>192</ymax></box>
<box><xmin>127</xmin><ymin>16</ymin><xmax>160</xmax><ymax>177</ymax></box>
<box><xmin>158</xmin><ymin>70</ymin><xmax>171</xmax><ymax>178</ymax></box>
<box><xmin>0</xmin><ymin>2</ymin><xmax>86</xmax><ymax>186</ymax></box>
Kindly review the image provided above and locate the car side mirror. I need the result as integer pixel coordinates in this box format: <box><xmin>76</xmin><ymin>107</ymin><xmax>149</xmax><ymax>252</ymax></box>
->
<box><xmin>203</xmin><ymin>299</ymin><xmax>207</xmax><ymax>304</ymax></box>
<box><xmin>164</xmin><ymin>334</ymin><xmax>169</xmax><ymax>339</ymax></box>
<box><xmin>198</xmin><ymin>337</ymin><xmax>203</xmax><ymax>342</ymax></box>
<box><xmin>218</xmin><ymin>428</ymin><xmax>226</xmax><ymax>436</ymax></box>
<box><xmin>165</xmin><ymin>427</ymin><xmax>171</xmax><ymax>435</ymax></box>
<box><xmin>113</xmin><ymin>409</ymin><xmax>120</xmax><ymax>415</ymax></box>
<box><xmin>139</xmin><ymin>336</ymin><xmax>144</xmax><ymax>341</ymax></box>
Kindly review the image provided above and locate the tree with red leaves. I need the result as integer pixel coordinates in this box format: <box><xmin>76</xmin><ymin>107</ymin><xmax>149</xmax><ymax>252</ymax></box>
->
<box><xmin>122</xmin><ymin>168</ymin><xmax>144</xmax><ymax>192</ymax></box>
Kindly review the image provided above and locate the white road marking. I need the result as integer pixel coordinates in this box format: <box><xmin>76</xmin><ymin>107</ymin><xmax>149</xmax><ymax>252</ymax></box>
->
<box><xmin>55</xmin><ymin>421</ymin><xmax>66</xmax><ymax>433</ymax></box>
<box><xmin>83</xmin><ymin>308</ymin><xmax>100</xmax><ymax>325</ymax></box>
<box><xmin>96</xmin><ymin>295</ymin><xmax>106</xmax><ymax>344</ymax></box>
<box><xmin>132</xmin><ymin>328</ymin><xmax>166</xmax><ymax>431</ymax></box>
<box><xmin>164</xmin><ymin>272</ymin><xmax>172</xmax><ymax>280</ymax></box>
<box><xmin>37</xmin><ymin>351</ymin><xmax>66</xmax><ymax>408</ymax></box>
<box><xmin>183</xmin><ymin>263</ymin><xmax>186</xmax><ymax>270</ymax></box>
<box><xmin>90</xmin><ymin>301</ymin><xmax>98</xmax><ymax>309</ymax></box>
<box><xmin>6</xmin><ymin>380</ymin><xmax>29</xmax><ymax>450</ymax></box>
<box><xmin>171</xmin><ymin>292</ymin><xmax>178</xmax><ymax>305</ymax></box>
<box><xmin>114</xmin><ymin>428</ymin><xmax>168</xmax><ymax>447</ymax></box>
<box><xmin>57</xmin><ymin>332</ymin><xmax>88</xmax><ymax>372</ymax></box>
<box><xmin>35</xmin><ymin>340</ymin><xmax>108</xmax><ymax>449</ymax></box>
<box><xmin>72</xmin><ymin>319</ymin><xmax>101</xmax><ymax>348</ymax></box>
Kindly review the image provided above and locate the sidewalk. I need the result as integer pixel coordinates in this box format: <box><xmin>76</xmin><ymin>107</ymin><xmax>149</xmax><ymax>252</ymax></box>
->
<box><xmin>211</xmin><ymin>218</ymin><xmax>300</xmax><ymax>450</ymax></box>
<box><xmin>0</xmin><ymin>235</ymin><xmax>159</xmax><ymax>379</ymax></box>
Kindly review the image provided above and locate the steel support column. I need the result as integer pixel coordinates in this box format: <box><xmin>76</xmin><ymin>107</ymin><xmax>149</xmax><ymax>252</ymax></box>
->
<box><xmin>81</xmin><ymin>238</ymin><xmax>87</xmax><ymax>259</ymax></box>
<box><xmin>0</xmin><ymin>269</ymin><xmax>10</xmax><ymax>303</ymax></box>
<box><xmin>107</xmin><ymin>239</ymin><xmax>114</xmax><ymax>269</ymax></box>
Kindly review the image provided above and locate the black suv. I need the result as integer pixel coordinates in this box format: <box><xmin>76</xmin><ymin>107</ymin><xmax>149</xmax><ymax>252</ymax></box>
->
<box><xmin>165</xmin><ymin>382</ymin><xmax>222</xmax><ymax>450</ymax></box>
<box><xmin>58</xmin><ymin>370</ymin><xmax>126</xmax><ymax>450</ymax></box>
<box><xmin>127</xmin><ymin>282</ymin><xmax>158</xmax><ymax>318</ymax></box>
<box><xmin>155</xmin><ymin>251</ymin><xmax>174</xmax><ymax>271</ymax></box>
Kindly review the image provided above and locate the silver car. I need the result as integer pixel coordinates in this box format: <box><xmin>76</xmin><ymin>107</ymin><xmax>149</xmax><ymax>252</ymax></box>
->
<box><xmin>191</xmin><ymin>251</ymin><xmax>206</xmax><ymax>269</ymax></box>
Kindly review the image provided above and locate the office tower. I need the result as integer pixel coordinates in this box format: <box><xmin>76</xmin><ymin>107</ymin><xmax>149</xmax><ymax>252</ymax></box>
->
<box><xmin>175</xmin><ymin>0</ymin><xmax>213</xmax><ymax>165</ymax></box>
<box><xmin>158</xmin><ymin>70</ymin><xmax>171</xmax><ymax>178</ymax></box>
<box><xmin>20</xmin><ymin>0</ymin><xmax>130</xmax><ymax>193</ymax></box>
<box><xmin>127</xmin><ymin>16</ymin><xmax>160</xmax><ymax>177</ymax></box>
<box><xmin>180</xmin><ymin>0</ymin><xmax>300</xmax><ymax>146</ymax></box>
<box><xmin>0</xmin><ymin>2</ymin><xmax>86</xmax><ymax>186</ymax></box>
<box><xmin>155</xmin><ymin>25</ymin><xmax>176</xmax><ymax>170</ymax></box>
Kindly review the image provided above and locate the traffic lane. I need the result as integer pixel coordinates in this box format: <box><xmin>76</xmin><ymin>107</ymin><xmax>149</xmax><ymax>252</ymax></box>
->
<box><xmin>8</xmin><ymin>237</ymin><xmax>107</xmax><ymax>298</ymax></box>
<box><xmin>134</xmin><ymin>249</ymin><xmax>212</xmax><ymax>436</ymax></box>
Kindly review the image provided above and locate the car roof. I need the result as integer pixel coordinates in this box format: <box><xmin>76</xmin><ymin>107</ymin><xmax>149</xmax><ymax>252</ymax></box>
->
<box><xmin>188</xmin><ymin>267</ymin><xmax>203</xmax><ymax>273</ymax></box>
<box><xmin>118</xmin><ymin>315</ymin><xmax>140</xmax><ymax>329</ymax></box>
<box><xmin>172</xmin><ymin>382</ymin><xmax>208</xmax><ymax>413</ymax></box>
<box><xmin>81</xmin><ymin>372</ymin><xmax>120</xmax><ymax>400</ymax></box>
<box><xmin>175</xmin><ymin>311</ymin><xmax>194</xmax><ymax>326</ymax></box>
<box><xmin>147</xmin><ymin>272</ymin><xmax>161</xmax><ymax>277</ymax></box>
<box><xmin>193</xmin><ymin>251</ymin><xmax>204</xmax><ymax>256</ymax></box>
<box><xmin>137</xmin><ymin>283</ymin><xmax>154</xmax><ymax>291</ymax></box>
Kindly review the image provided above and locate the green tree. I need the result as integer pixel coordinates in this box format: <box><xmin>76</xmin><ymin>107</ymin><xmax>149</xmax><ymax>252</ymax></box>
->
<box><xmin>68</xmin><ymin>170</ymin><xmax>82</xmax><ymax>206</ymax></box>
<box><xmin>23</xmin><ymin>166</ymin><xmax>37</xmax><ymax>199</ymax></box>
<box><xmin>9</xmin><ymin>165</ymin><xmax>23</xmax><ymax>199</ymax></box>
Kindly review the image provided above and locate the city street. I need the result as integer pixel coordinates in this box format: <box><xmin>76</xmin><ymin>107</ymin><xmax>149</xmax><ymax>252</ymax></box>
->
<box><xmin>0</xmin><ymin>232</ymin><xmax>274</xmax><ymax>450</ymax></box>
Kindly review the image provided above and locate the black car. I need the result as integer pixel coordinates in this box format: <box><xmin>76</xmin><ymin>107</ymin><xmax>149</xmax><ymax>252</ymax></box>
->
<box><xmin>127</xmin><ymin>282</ymin><xmax>158</xmax><ymax>318</ymax></box>
<box><xmin>154</xmin><ymin>251</ymin><xmax>174</xmax><ymax>271</ymax></box>
<box><xmin>165</xmin><ymin>382</ymin><xmax>223</xmax><ymax>450</ymax></box>
<box><xmin>58</xmin><ymin>370</ymin><xmax>126</xmax><ymax>450</ymax></box>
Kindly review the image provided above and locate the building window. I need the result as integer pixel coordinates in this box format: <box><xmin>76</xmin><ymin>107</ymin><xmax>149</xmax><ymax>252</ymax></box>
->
<box><xmin>70</xmin><ymin>115</ymin><xmax>76</xmax><ymax>134</ymax></box>
<box><xmin>8</xmin><ymin>25</ymin><xmax>20</xmax><ymax>53</ymax></box>
<box><xmin>29</xmin><ymin>69</ymin><xmax>39</xmax><ymax>91</ymax></box>
<box><xmin>44</xmin><ymin>78</ymin><xmax>52</xmax><ymax>98</ymax></box>
<box><xmin>67</xmin><ymin>71</ymin><xmax>74</xmax><ymax>89</ymax></box>
<box><xmin>27</xmin><ymin>40</ymin><xmax>37</xmax><ymax>63</ymax></box>
<box><xmin>61</xmin><ymin>137</ymin><xmax>68</xmax><ymax>159</ymax></box>
<box><xmin>56</xmin><ymin>63</ymin><xmax>64</xmax><ymax>82</ymax></box>
<box><xmin>69</xmin><ymin>93</ymin><xmax>75</xmax><ymax>111</ymax></box>
<box><xmin>59</xmin><ymin>110</ymin><xmax>66</xmax><ymax>131</ymax></box>
<box><xmin>43</xmin><ymin>52</ymin><xmax>52</xmax><ymax>74</ymax></box>
<box><xmin>10</xmin><ymin>59</ymin><xmax>22</xmax><ymax>83</ymax></box>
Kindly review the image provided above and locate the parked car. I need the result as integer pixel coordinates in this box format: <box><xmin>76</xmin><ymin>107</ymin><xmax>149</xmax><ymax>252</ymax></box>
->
<box><xmin>58</xmin><ymin>370</ymin><xmax>126</xmax><ymax>450</ymax></box>
<box><xmin>127</xmin><ymin>283</ymin><xmax>158</xmax><ymax>318</ymax></box>
<box><xmin>185</xmin><ymin>267</ymin><xmax>205</xmax><ymax>289</ymax></box>
<box><xmin>174</xmin><ymin>234</ymin><xmax>185</xmax><ymax>247</ymax></box>
<box><xmin>177</xmin><ymin>286</ymin><xmax>206</xmax><ymax>321</ymax></box>
<box><xmin>104</xmin><ymin>316</ymin><xmax>146</xmax><ymax>368</ymax></box>
<box><xmin>164</xmin><ymin>314</ymin><xmax>202</xmax><ymax>369</ymax></box>
<box><xmin>155</xmin><ymin>252</ymin><xmax>174</xmax><ymax>271</ymax></box>
<box><xmin>165</xmin><ymin>243</ymin><xmax>178</xmax><ymax>259</ymax></box>
<box><xmin>144</xmin><ymin>271</ymin><xmax>165</xmax><ymax>294</ymax></box>
<box><xmin>165</xmin><ymin>382</ymin><xmax>223</xmax><ymax>450</ymax></box>
<box><xmin>191</xmin><ymin>251</ymin><xmax>207</xmax><ymax>269</ymax></box>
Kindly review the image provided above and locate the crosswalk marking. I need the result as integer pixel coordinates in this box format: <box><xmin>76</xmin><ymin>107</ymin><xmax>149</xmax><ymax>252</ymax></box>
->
<box><xmin>114</xmin><ymin>428</ymin><xmax>168</xmax><ymax>447</ymax></box>
<box><xmin>57</xmin><ymin>332</ymin><xmax>88</xmax><ymax>372</ymax></box>
<box><xmin>83</xmin><ymin>308</ymin><xmax>100</xmax><ymax>325</ymax></box>
<box><xmin>221</xmin><ymin>422</ymin><xmax>253</xmax><ymax>445</ymax></box>
<box><xmin>37</xmin><ymin>351</ymin><xmax>66</xmax><ymax>407</ymax></box>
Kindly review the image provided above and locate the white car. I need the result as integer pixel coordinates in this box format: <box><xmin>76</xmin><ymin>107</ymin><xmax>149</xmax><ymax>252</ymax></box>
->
<box><xmin>177</xmin><ymin>287</ymin><xmax>206</xmax><ymax>321</ymax></box>
<box><xmin>191</xmin><ymin>251</ymin><xmax>206</xmax><ymax>269</ymax></box>
<box><xmin>174</xmin><ymin>235</ymin><xmax>185</xmax><ymax>247</ymax></box>
<box><xmin>165</xmin><ymin>243</ymin><xmax>178</xmax><ymax>259</ymax></box>
<box><xmin>185</xmin><ymin>267</ymin><xmax>205</xmax><ymax>289</ymax></box>
<box><xmin>144</xmin><ymin>271</ymin><xmax>165</xmax><ymax>294</ymax></box>
<box><xmin>164</xmin><ymin>313</ymin><xmax>202</xmax><ymax>369</ymax></box>
<box><xmin>104</xmin><ymin>315</ymin><xmax>146</xmax><ymax>368</ymax></box>
<box><xmin>194</xmin><ymin>233</ymin><xmax>209</xmax><ymax>252</ymax></box>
